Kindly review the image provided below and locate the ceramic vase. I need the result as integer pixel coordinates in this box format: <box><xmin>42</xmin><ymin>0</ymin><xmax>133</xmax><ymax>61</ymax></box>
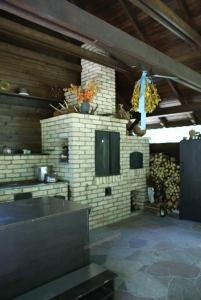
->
<box><xmin>80</xmin><ymin>102</ymin><xmax>90</xmax><ymax>114</ymax></box>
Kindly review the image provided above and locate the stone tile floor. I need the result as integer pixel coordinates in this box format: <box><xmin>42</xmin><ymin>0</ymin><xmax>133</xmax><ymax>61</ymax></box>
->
<box><xmin>89</xmin><ymin>213</ymin><xmax>201</xmax><ymax>300</ymax></box>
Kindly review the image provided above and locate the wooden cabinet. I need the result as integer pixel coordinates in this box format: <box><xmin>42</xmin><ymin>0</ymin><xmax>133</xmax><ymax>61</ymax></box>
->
<box><xmin>180</xmin><ymin>140</ymin><xmax>201</xmax><ymax>221</ymax></box>
<box><xmin>95</xmin><ymin>131</ymin><xmax>120</xmax><ymax>177</ymax></box>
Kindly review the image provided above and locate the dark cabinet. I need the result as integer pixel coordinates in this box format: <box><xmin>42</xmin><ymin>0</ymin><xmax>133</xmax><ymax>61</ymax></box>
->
<box><xmin>95</xmin><ymin>131</ymin><xmax>120</xmax><ymax>176</ymax></box>
<box><xmin>110</xmin><ymin>131</ymin><xmax>120</xmax><ymax>175</ymax></box>
<box><xmin>0</xmin><ymin>197</ymin><xmax>90</xmax><ymax>300</ymax></box>
<box><xmin>95</xmin><ymin>131</ymin><xmax>110</xmax><ymax>176</ymax></box>
<box><xmin>180</xmin><ymin>140</ymin><xmax>201</xmax><ymax>221</ymax></box>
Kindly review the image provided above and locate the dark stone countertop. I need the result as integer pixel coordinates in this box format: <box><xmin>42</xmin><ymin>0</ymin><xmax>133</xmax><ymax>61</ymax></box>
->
<box><xmin>0</xmin><ymin>197</ymin><xmax>89</xmax><ymax>227</ymax></box>
<box><xmin>0</xmin><ymin>180</ymin><xmax>68</xmax><ymax>190</ymax></box>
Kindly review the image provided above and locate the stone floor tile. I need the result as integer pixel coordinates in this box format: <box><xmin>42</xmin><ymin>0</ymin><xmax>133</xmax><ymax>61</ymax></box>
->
<box><xmin>168</xmin><ymin>278</ymin><xmax>200</xmax><ymax>300</ymax></box>
<box><xmin>125</xmin><ymin>271</ymin><xmax>168</xmax><ymax>299</ymax></box>
<box><xmin>114</xmin><ymin>290</ymin><xmax>154</xmax><ymax>300</ymax></box>
<box><xmin>195</xmin><ymin>276</ymin><xmax>201</xmax><ymax>296</ymax></box>
<box><xmin>147</xmin><ymin>261</ymin><xmax>200</xmax><ymax>278</ymax></box>
<box><xmin>129</xmin><ymin>238</ymin><xmax>147</xmax><ymax>248</ymax></box>
<box><xmin>89</xmin><ymin>213</ymin><xmax>201</xmax><ymax>300</ymax></box>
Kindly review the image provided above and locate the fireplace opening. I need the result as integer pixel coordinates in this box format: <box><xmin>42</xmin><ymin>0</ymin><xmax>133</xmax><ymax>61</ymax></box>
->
<box><xmin>105</xmin><ymin>187</ymin><xmax>112</xmax><ymax>196</ymax></box>
<box><xmin>130</xmin><ymin>190</ymin><xmax>143</xmax><ymax>212</ymax></box>
<box><xmin>130</xmin><ymin>152</ymin><xmax>143</xmax><ymax>169</ymax></box>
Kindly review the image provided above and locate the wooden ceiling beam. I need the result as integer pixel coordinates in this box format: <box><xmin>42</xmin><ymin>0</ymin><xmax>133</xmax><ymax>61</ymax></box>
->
<box><xmin>0</xmin><ymin>17</ymin><xmax>130</xmax><ymax>73</ymax></box>
<box><xmin>176</xmin><ymin>0</ymin><xmax>198</xmax><ymax>30</ymax></box>
<box><xmin>167</xmin><ymin>80</ymin><xmax>187</xmax><ymax>105</ymax></box>
<box><xmin>119</xmin><ymin>0</ymin><xmax>190</xmax><ymax>105</ymax></box>
<box><xmin>147</xmin><ymin>123</ymin><xmax>162</xmax><ymax>129</ymax></box>
<box><xmin>94</xmin><ymin>41</ymin><xmax>136</xmax><ymax>84</ymax></box>
<box><xmin>193</xmin><ymin>111</ymin><xmax>201</xmax><ymax>124</ymax></box>
<box><xmin>1</xmin><ymin>0</ymin><xmax>201</xmax><ymax>92</ymax></box>
<box><xmin>0</xmin><ymin>41</ymin><xmax>82</xmax><ymax>72</ymax></box>
<box><xmin>159</xmin><ymin>117</ymin><xmax>168</xmax><ymax>127</ymax></box>
<box><xmin>128</xmin><ymin>0</ymin><xmax>201</xmax><ymax>49</ymax></box>
<box><xmin>165</xmin><ymin>119</ymin><xmax>193</xmax><ymax>128</ymax></box>
<box><xmin>189</xmin><ymin>112</ymin><xmax>196</xmax><ymax>125</ymax></box>
<box><xmin>147</xmin><ymin>119</ymin><xmax>193</xmax><ymax>129</ymax></box>
<box><xmin>148</xmin><ymin>102</ymin><xmax>201</xmax><ymax>118</ymax></box>
<box><xmin>118</xmin><ymin>0</ymin><xmax>146</xmax><ymax>42</ymax></box>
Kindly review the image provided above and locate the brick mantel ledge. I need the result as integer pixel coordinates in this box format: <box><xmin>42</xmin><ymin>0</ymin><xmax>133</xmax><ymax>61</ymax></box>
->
<box><xmin>40</xmin><ymin>113</ymin><xmax>128</xmax><ymax>125</ymax></box>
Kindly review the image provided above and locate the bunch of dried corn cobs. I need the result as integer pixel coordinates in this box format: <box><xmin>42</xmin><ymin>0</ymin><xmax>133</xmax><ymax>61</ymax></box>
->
<box><xmin>150</xmin><ymin>153</ymin><xmax>180</xmax><ymax>214</ymax></box>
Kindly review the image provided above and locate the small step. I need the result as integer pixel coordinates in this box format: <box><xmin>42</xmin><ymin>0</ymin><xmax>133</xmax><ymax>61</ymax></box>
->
<box><xmin>14</xmin><ymin>263</ymin><xmax>117</xmax><ymax>300</ymax></box>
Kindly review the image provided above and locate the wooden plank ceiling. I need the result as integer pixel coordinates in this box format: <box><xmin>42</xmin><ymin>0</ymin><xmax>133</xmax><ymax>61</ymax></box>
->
<box><xmin>69</xmin><ymin>0</ymin><xmax>201</xmax><ymax>129</ymax></box>
<box><xmin>0</xmin><ymin>0</ymin><xmax>201</xmax><ymax>128</ymax></box>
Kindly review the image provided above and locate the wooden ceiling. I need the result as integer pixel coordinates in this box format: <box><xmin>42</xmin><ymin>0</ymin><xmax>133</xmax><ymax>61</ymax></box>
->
<box><xmin>68</xmin><ymin>0</ymin><xmax>201</xmax><ymax>128</ymax></box>
<box><xmin>0</xmin><ymin>0</ymin><xmax>201</xmax><ymax>128</ymax></box>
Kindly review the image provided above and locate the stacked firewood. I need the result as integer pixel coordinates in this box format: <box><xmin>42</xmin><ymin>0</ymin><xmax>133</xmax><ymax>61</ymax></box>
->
<box><xmin>149</xmin><ymin>153</ymin><xmax>180</xmax><ymax>214</ymax></box>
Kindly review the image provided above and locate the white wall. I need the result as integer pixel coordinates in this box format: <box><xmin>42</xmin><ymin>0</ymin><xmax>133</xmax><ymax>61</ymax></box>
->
<box><xmin>146</xmin><ymin>125</ymin><xmax>201</xmax><ymax>143</ymax></box>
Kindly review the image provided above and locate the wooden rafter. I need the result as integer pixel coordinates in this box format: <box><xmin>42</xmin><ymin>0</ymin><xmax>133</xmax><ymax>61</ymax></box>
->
<box><xmin>193</xmin><ymin>110</ymin><xmax>201</xmax><ymax>124</ymax></box>
<box><xmin>118</xmin><ymin>1</ymin><xmax>155</xmax><ymax>67</ymax></box>
<box><xmin>0</xmin><ymin>17</ymin><xmax>130</xmax><ymax>73</ymax></box>
<box><xmin>176</xmin><ymin>0</ymin><xmax>198</xmax><ymax>30</ymax></box>
<box><xmin>118</xmin><ymin>0</ymin><xmax>146</xmax><ymax>42</ymax></box>
<box><xmin>119</xmin><ymin>0</ymin><xmax>174</xmax><ymax>127</ymax></box>
<box><xmin>149</xmin><ymin>119</ymin><xmax>193</xmax><ymax>129</ymax></box>
<box><xmin>176</xmin><ymin>1</ymin><xmax>200</xmax><ymax>122</ymax></box>
<box><xmin>118</xmin><ymin>0</ymin><xmax>170</xmax><ymax>125</ymax></box>
<box><xmin>149</xmin><ymin>102</ymin><xmax>201</xmax><ymax>118</ymax></box>
<box><xmin>128</xmin><ymin>0</ymin><xmax>201</xmax><ymax>49</ymax></box>
<box><xmin>167</xmin><ymin>80</ymin><xmax>187</xmax><ymax>105</ymax></box>
<box><xmin>159</xmin><ymin>117</ymin><xmax>168</xmax><ymax>127</ymax></box>
<box><xmin>165</xmin><ymin>81</ymin><xmax>197</xmax><ymax>123</ymax></box>
<box><xmin>0</xmin><ymin>41</ymin><xmax>82</xmax><ymax>72</ymax></box>
<box><xmin>1</xmin><ymin>0</ymin><xmax>201</xmax><ymax>93</ymax></box>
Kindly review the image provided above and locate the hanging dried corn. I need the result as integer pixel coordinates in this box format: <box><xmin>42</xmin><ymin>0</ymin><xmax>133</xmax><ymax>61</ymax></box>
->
<box><xmin>131</xmin><ymin>73</ymin><xmax>161</xmax><ymax>129</ymax></box>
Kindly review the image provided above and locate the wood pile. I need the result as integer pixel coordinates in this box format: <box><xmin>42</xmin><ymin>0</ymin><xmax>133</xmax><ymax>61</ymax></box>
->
<box><xmin>149</xmin><ymin>153</ymin><xmax>180</xmax><ymax>214</ymax></box>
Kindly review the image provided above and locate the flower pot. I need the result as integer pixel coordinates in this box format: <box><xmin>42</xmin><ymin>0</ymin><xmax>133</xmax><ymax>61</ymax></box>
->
<box><xmin>80</xmin><ymin>102</ymin><xmax>90</xmax><ymax>114</ymax></box>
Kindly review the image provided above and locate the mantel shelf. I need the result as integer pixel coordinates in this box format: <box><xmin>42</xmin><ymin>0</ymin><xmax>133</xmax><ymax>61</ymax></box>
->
<box><xmin>0</xmin><ymin>91</ymin><xmax>59</xmax><ymax>109</ymax></box>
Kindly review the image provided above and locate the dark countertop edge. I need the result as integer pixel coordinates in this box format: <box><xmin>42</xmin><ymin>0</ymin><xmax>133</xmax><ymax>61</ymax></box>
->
<box><xmin>0</xmin><ymin>202</ymin><xmax>90</xmax><ymax>229</ymax></box>
<box><xmin>0</xmin><ymin>209</ymin><xmax>90</xmax><ymax>230</ymax></box>
<box><xmin>0</xmin><ymin>154</ymin><xmax>49</xmax><ymax>156</ymax></box>
<box><xmin>0</xmin><ymin>181</ymin><xmax>68</xmax><ymax>190</ymax></box>
<box><xmin>14</xmin><ymin>263</ymin><xmax>116</xmax><ymax>300</ymax></box>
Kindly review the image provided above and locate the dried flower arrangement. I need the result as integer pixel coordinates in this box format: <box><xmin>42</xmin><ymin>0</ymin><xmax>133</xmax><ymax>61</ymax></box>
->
<box><xmin>64</xmin><ymin>81</ymin><xmax>99</xmax><ymax>103</ymax></box>
<box><xmin>50</xmin><ymin>81</ymin><xmax>99</xmax><ymax>115</ymax></box>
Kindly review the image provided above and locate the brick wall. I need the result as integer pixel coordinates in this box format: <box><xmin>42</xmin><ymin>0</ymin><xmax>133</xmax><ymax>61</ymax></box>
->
<box><xmin>81</xmin><ymin>45</ymin><xmax>116</xmax><ymax>115</ymax></box>
<box><xmin>64</xmin><ymin>45</ymin><xmax>116</xmax><ymax>115</ymax></box>
<box><xmin>0</xmin><ymin>155</ymin><xmax>48</xmax><ymax>182</ymax></box>
<box><xmin>0</xmin><ymin>182</ymin><xmax>68</xmax><ymax>202</ymax></box>
<box><xmin>41</xmin><ymin>46</ymin><xmax>149</xmax><ymax>229</ymax></box>
<box><xmin>41</xmin><ymin>114</ymin><xmax>149</xmax><ymax>229</ymax></box>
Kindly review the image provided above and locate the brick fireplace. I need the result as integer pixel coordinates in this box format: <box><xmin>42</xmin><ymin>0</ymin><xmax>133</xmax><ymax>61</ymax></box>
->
<box><xmin>41</xmin><ymin>45</ymin><xmax>149</xmax><ymax>228</ymax></box>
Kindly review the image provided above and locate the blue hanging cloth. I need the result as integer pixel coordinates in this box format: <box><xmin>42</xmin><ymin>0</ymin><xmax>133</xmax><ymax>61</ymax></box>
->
<box><xmin>138</xmin><ymin>71</ymin><xmax>147</xmax><ymax>130</ymax></box>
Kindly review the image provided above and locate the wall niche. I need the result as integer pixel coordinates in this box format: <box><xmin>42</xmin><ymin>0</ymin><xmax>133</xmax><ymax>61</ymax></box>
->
<box><xmin>130</xmin><ymin>151</ymin><xmax>143</xmax><ymax>169</ymax></box>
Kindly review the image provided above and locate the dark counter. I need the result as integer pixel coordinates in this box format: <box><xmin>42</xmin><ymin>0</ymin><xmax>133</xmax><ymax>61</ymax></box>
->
<box><xmin>0</xmin><ymin>196</ymin><xmax>87</xmax><ymax>226</ymax></box>
<box><xmin>0</xmin><ymin>180</ymin><xmax>68</xmax><ymax>190</ymax></box>
<box><xmin>0</xmin><ymin>197</ymin><xmax>90</xmax><ymax>299</ymax></box>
